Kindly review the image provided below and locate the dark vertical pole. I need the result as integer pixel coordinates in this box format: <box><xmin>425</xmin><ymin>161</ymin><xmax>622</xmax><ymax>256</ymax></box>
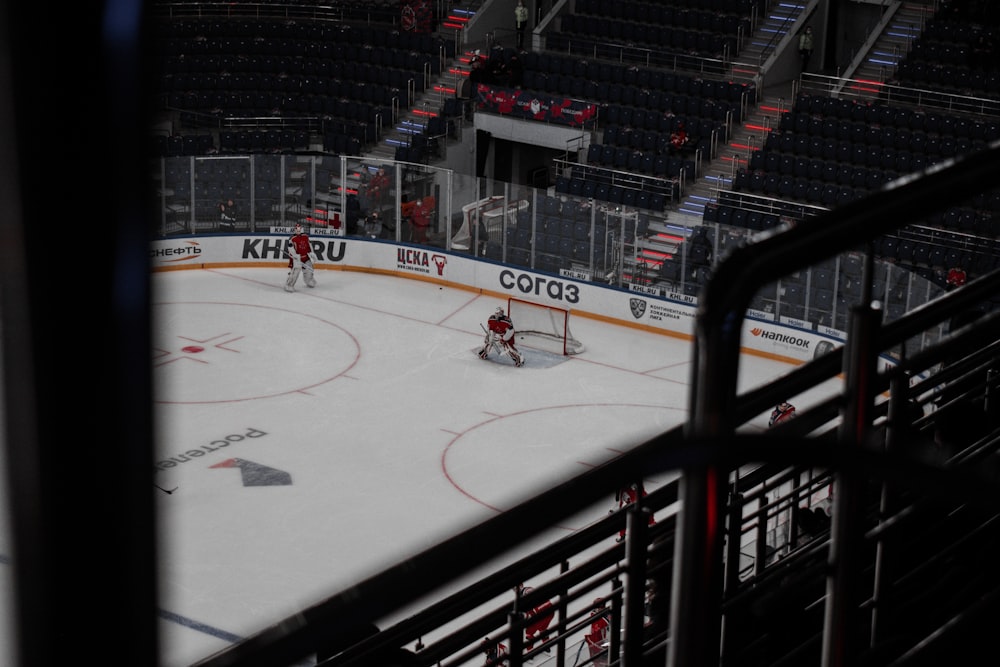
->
<box><xmin>509</xmin><ymin>609</ymin><xmax>525</xmax><ymax>667</ymax></box>
<box><xmin>3</xmin><ymin>3</ymin><xmax>158</xmax><ymax>666</ymax></box>
<box><xmin>668</xmin><ymin>465</ymin><xmax>727</xmax><ymax>667</ymax></box>
<box><xmin>869</xmin><ymin>373</ymin><xmax>908</xmax><ymax>649</ymax></box>
<box><xmin>670</xmin><ymin>286</ymin><xmax>743</xmax><ymax>667</ymax></box>
<box><xmin>623</xmin><ymin>508</ymin><xmax>650</xmax><ymax>667</ymax></box>
<box><xmin>723</xmin><ymin>478</ymin><xmax>744</xmax><ymax>594</ymax></box>
<box><xmin>557</xmin><ymin>560</ymin><xmax>569</xmax><ymax>665</ymax></box>
<box><xmin>822</xmin><ymin>304</ymin><xmax>880</xmax><ymax>667</ymax></box>
<box><xmin>610</xmin><ymin>578</ymin><xmax>623</xmax><ymax>665</ymax></box>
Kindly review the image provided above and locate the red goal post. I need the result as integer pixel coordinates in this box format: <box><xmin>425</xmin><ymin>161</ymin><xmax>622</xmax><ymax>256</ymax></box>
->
<box><xmin>507</xmin><ymin>297</ymin><xmax>585</xmax><ymax>356</ymax></box>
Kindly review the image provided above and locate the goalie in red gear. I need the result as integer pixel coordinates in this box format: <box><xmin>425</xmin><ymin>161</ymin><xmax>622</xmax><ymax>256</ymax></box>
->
<box><xmin>478</xmin><ymin>306</ymin><xmax>523</xmax><ymax>367</ymax></box>
<box><xmin>285</xmin><ymin>223</ymin><xmax>318</xmax><ymax>292</ymax></box>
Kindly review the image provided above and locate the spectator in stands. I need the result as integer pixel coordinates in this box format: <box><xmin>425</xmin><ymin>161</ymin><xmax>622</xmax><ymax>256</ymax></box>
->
<box><xmin>946</xmin><ymin>265</ymin><xmax>967</xmax><ymax>290</ymax></box>
<box><xmin>514</xmin><ymin>0</ymin><xmax>529</xmax><ymax>50</ymax></box>
<box><xmin>669</xmin><ymin>122</ymin><xmax>689</xmax><ymax>155</ymax></box>
<box><xmin>469</xmin><ymin>50</ymin><xmax>488</xmax><ymax>88</ymax></box>
<box><xmin>218</xmin><ymin>198</ymin><xmax>237</xmax><ymax>229</ymax></box>
<box><xmin>798</xmin><ymin>26</ymin><xmax>814</xmax><ymax>72</ymax></box>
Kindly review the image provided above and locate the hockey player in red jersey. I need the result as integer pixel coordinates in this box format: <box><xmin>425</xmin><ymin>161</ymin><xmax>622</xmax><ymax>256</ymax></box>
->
<box><xmin>480</xmin><ymin>637</ymin><xmax>508</xmax><ymax>666</ymax></box>
<box><xmin>514</xmin><ymin>583</ymin><xmax>553</xmax><ymax>652</ymax></box>
<box><xmin>285</xmin><ymin>223</ymin><xmax>318</xmax><ymax>292</ymax></box>
<box><xmin>478</xmin><ymin>306</ymin><xmax>524</xmax><ymax>367</ymax></box>
<box><xmin>616</xmin><ymin>481</ymin><xmax>656</xmax><ymax>542</ymax></box>
<box><xmin>585</xmin><ymin>598</ymin><xmax>611</xmax><ymax>667</ymax></box>
<box><xmin>769</xmin><ymin>401</ymin><xmax>796</xmax><ymax>427</ymax></box>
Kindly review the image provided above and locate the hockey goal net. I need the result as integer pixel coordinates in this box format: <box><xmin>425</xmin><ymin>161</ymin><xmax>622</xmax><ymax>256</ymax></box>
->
<box><xmin>507</xmin><ymin>297</ymin><xmax>585</xmax><ymax>355</ymax></box>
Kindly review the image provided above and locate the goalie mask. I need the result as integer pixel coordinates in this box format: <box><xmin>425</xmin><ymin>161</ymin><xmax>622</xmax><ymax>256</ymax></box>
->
<box><xmin>293</xmin><ymin>223</ymin><xmax>303</xmax><ymax>235</ymax></box>
<box><xmin>495</xmin><ymin>307</ymin><xmax>505</xmax><ymax>317</ymax></box>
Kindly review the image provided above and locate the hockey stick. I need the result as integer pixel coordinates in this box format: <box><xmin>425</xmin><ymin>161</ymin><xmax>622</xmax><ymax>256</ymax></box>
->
<box><xmin>479</xmin><ymin>324</ymin><xmax>503</xmax><ymax>356</ymax></box>
<box><xmin>480</xmin><ymin>324</ymin><xmax>523</xmax><ymax>365</ymax></box>
<box><xmin>479</xmin><ymin>324</ymin><xmax>496</xmax><ymax>348</ymax></box>
<box><xmin>154</xmin><ymin>483</ymin><xmax>178</xmax><ymax>495</ymax></box>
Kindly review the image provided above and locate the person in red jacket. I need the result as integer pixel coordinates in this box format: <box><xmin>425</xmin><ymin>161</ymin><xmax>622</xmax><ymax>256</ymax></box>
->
<box><xmin>946</xmin><ymin>266</ymin><xmax>967</xmax><ymax>290</ymax></box>
<box><xmin>616</xmin><ymin>481</ymin><xmax>656</xmax><ymax>542</ymax></box>
<box><xmin>366</xmin><ymin>166</ymin><xmax>389</xmax><ymax>210</ymax></box>
<box><xmin>585</xmin><ymin>598</ymin><xmax>611</xmax><ymax>667</ymax></box>
<box><xmin>478</xmin><ymin>307</ymin><xmax>523</xmax><ymax>366</ymax></box>
<box><xmin>769</xmin><ymin>401</ymin><xmax>796</xmax><ymax>427</ymax></box>
<box><xmin>669</xmin><ymin>121</ymin><xmax>689</xmax><ymax>155</ymax></box>
<box><xmin>514</xmin><ymin>583</ymin><xmax>553</xmax><ymax>652</ymax></box>
<box><xmin>410</xmin><ymin>197</ymin><xmax>431</xmax><ymax>243</ymax></box>
<box><xmin>285</xmin><ymin>223</ymin><xmax>317</xmax><ymax>292</ymax></box>
<box><xmin>480</xmin><ymin>637</ymin><xmax>507</xmax><ymax>666</ymax></box>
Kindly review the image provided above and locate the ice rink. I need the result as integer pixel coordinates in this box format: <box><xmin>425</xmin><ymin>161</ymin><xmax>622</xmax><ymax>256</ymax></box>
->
<box><xmin>3</xmin><ymin>265</ymin><xmax>823</xmax><ymax>666</ymax></box>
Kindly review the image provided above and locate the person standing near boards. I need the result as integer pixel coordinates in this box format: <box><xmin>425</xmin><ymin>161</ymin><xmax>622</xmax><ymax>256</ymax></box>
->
<box><xmin>514</xmin><ymin>0</ymin><xmax>529</xmax><ymax>50</ymax></box>
<box><xmin>799</xmin><ymin>25</ymin><xmax>814</xmax><ymax>71</ymax></box>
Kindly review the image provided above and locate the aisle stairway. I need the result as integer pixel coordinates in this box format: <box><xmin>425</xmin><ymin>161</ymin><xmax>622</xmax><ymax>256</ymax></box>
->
<box><xmin>841</xmin><ymin>0</ymin><xmax>937</xmax><ymax>97</ymax></box>
<box><xmin>672</xmin><ymin>0</ymin><xmax>937</xmax><ymax>220</ymax></box>
<box><xmin>625</xmin><ymin>83</ymin><xmax>792</xmax><ymax>285</ymax></box>
<box><xmin>366</xmin><ymin>2</ymin><xmax>489</xmax><ymax>162</ymax></box>
<box><xmin>735</xmin><ymin>0</ymin><xmax>808</xmax><ymax>70</ymax></box>
<box><xmin>672</xmin><ymin>0</ymin><xmax>811</xmax><ymax>220</ymax></box>
<box><xmin>675</xmin><ymin>85</ymin><xmax>791</xmax><ymax>220</ymax></box>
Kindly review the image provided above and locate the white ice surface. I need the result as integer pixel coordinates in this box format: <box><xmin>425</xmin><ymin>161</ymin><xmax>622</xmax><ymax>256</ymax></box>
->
<box><xmin>0</xmin><ymin>266</ymin><xmax>840</xmax><ymax>666</ymax></box>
